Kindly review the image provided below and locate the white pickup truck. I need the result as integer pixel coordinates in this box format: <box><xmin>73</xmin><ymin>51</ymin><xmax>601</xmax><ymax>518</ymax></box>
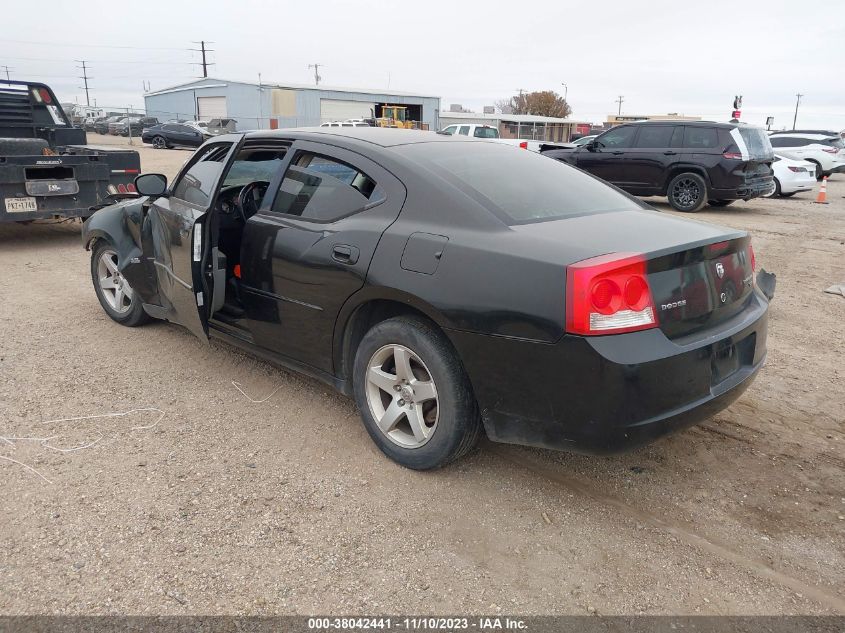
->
<box><xmin>438</xmin><ymin>123</ymin><xmax>573</xmax><ymax>152</ymax></box>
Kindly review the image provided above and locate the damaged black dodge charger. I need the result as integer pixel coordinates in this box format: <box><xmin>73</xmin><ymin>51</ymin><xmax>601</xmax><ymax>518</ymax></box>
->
<box><xmin>82</xmin><ymin>128</ymin><xmax>769</xmax><ymax>469</ymax></box>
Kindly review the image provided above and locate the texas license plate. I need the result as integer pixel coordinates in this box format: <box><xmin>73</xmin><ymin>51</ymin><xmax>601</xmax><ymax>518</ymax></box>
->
<box><xmin>4</xmin><ymin>197</ymin><xmax>38</xmax><ymax>213</ymax></box>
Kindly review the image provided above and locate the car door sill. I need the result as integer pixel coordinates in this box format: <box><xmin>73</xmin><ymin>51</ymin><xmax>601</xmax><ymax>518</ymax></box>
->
<box><xmin>208</xmin><ymin>323</ymin><xmax>349</xmax><ymax>395</ymax></box>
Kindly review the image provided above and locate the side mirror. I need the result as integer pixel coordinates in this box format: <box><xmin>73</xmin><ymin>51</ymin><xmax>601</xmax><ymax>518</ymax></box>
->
<box><xmin>135</xmin><ymin>173</ymin><xmax>168</xmax><ymax>197</ymax></box>
<box><xmin>586</xmin><ymin>141</ymin><xmax>599</xmax><ymax>151</ymax></box>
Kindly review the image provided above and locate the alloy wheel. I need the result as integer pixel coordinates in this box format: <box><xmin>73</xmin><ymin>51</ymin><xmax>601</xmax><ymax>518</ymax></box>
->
<box><xmin>152</xmin><ymin>136</ymin><xmax>166</xmax><ymax>149</ymax></box>
<box><xmin>364</xmin><ymin>344</ymin><xmax>439</xmax><ymax>449</ymax></box>
<box><xmin>97</xmin><ymin>249</ymin><xmax>133</xmax><ymax>314</ymax></box>
<box><xmin>672</xmin><ymin>178</ymin><xmax>701</xmax><ymax>209</ymax></box>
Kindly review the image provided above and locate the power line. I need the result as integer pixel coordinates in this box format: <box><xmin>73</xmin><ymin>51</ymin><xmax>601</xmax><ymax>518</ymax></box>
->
<box><xmin>0</xmin><ymin>54</ymin><xmax>194</xmax><ymax>66</ymax></box>
<box><xmin>0</xmin><ymin>38</ymin><xmax>186</xmax><ymax>51</ymax></box>
<box><xmin>189</xmin><ymin>41</ymin><xmax>214</xmax><ymax>78</ymax></box>
<box><xmin>76</xmin><ymin>60</ymin><xmax>91</xmax><ymax>106</ymax></box>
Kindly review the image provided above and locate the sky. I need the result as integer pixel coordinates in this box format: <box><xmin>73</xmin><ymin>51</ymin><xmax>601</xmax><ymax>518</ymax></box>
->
<box><xmin>2</xmin><ymin>0</ymin><xmax>844</xmax><ymax>131</ymax></box>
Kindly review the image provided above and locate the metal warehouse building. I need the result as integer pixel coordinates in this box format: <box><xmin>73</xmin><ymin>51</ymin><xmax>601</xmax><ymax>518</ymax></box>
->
<box><xmin>143</xmin><ymin>77</ymin><xmax>441</xmax><ymax>131</ymax></box>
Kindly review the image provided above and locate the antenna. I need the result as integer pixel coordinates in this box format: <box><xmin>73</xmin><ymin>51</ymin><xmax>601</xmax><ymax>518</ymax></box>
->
<box><xmin>308</xmin><ymin>63</ymin><xmax>322</xmax><ymax>86</ymax></box>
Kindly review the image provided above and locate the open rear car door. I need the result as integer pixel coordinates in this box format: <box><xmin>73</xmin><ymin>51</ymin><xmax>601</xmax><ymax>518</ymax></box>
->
<box><xmin>145</xmin><ymin>138</ymin><xmax>242</xmax><ymax>340</ymax></box>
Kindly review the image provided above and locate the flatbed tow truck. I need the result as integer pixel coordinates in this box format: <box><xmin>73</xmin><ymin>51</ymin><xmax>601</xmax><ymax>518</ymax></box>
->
<box><xmin>0</xmin><ymin>81</ymin><xmax>141</xmax><ymax>223</ymax></box>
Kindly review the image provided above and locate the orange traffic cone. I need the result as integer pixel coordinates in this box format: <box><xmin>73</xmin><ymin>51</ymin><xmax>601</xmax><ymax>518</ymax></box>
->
<box><xmin>814</xmin><ymin>176</ymin><xmax>829</xmax><ymax>204</ymax></box>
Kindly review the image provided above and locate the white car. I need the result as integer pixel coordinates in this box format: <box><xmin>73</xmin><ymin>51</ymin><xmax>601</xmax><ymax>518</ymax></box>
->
<box><xmin>320</xmin><ymin>121</ymin><xmax>371</xmax><ymax>127</ymax></box>
<box><xmin>438</xmin><ymin>123</ymin><xmax>573</xmax><ymax>151</ymax></box>
<box><xmin>571</xmin><ymin>134</ymin><xmax>597</xmax><ymax>146</ymax></box>
<box><xmin>767</xmin><ymin>154</ymin><xmax>816</xmax><ymax>197</ymax></box>
<box><xmin>768</xmin><ymin>132</ymin><xmax>845</xmax><ymax>180</ymax></box>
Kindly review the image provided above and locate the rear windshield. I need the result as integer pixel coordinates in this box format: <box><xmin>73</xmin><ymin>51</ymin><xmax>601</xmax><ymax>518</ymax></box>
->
<box><xmin>736</xmin><ymin>126</ymin><xmax>774</xmax><ymax>160</ymax></box>
<box><xmin>473</xmin><ymin>127</ymin><xmax>499</xmax><ymax>139</ymax></box>
<box><xmin>824</xmin><ymin>137</ymin><xmax>845</xmax><ymax>149</ymax></box>
<box><xmin>398</xmin><ymin>141</ymin><xmax>641</xmax><ymax>224</ymax></box>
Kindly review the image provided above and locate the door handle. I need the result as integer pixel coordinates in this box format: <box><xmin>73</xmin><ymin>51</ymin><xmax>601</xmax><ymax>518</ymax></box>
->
<box><xmin>332</xmin><ymin>244</ymin><xmax>359</xmax><ymax>265</ymax></box>
<box><xmin>663</xmin><ymin>151</ymin><xmax>677</xmax><ymax>155</ymax></box>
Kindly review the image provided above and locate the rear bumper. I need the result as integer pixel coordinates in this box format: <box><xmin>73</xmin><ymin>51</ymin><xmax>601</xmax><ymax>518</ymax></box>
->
<box><xmin>447</xmin><ymin>289</ymin><xmax>769</xmax><ymax>454</ymax></box>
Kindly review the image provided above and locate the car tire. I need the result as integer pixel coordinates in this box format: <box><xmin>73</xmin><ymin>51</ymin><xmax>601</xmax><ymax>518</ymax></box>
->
<box><xmin>668</xmin><ymin>172</ymin><xmax>708</xmax><ymax>212</ymax></box>
<box><xmin>90</xmin><ymin>241</ymin><xmax>150</xmax><ymax>327</ymax></box>
<box><xmin>780</xmin><ymin>191</ymin><xmax>797</xmax><ymax>197</ymax></box>
<box><xmin>707</xmin><ymin>199</ymin><xmax>735</xmax><ymax>207</ymax></box>
<box><xmin>353</xmin><ymin>316</ymin><xmax>482</xmax><ymax>470</ymax></box>
<box><xmin>152</xmin><ymin>136</ymin><xmax>168</xmax><ymax>149</ymax></box>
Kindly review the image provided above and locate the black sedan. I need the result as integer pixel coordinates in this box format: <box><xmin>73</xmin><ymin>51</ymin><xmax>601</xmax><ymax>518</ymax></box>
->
<box><xmin>141</xmin><ymin>122</ymin><xmax>210</xmax><ymax>149</ymax></box>
<box><xmin>82</xmin><ymin>128</ymin><xmax>769</xmax><ymax>470</ymax></box>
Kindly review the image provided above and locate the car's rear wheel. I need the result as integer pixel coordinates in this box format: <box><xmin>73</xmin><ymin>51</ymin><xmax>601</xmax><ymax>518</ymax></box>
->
<box><xmin>151</xmin><ymin>135</ymin><xmax>168</xmax><ymax>149</ymax></box>
<box><xmin>808</xmin><ymin>161</ymin><xmax>824</xmax><ymax>181</ymax></box>
<box><xmin>90</xmin><ymin>241</ymin><xmax>150</xmax><ymax>327</ymax></box>
<box><xmin>668</xmin><ymin>172</ymin><xmax>708</xmax><ymax>212</ymax></box>
<box><xmin>707</xmin><ymin>199</ymin><xmax>735</xmax><ymax>207</ymax></box>
<box><xmin>780</xmin><ymin>191</ymin><xmax>796</xmax><ymax>197</ymax></box>
<box><xmin>353</xmin><ymin>316</ymin><xmax>481</xmax><ymax>470</ymax></box>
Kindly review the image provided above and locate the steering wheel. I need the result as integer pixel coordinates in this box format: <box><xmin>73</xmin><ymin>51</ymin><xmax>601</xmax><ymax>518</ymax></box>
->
<box><xmin>236</xmin><ymin>180</ymin><xmax>270</xmax><ymax>222</ymax></box>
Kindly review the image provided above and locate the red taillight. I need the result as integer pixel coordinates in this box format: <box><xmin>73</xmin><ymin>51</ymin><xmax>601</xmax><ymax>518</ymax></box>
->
<box><xmin>722</xmin><ymin>152</ymin><xmax>742</xmax><ymax>160</ymax></box>
<box><xmin>38</xmin><ymin>88</ymin><xmax>52</xmax><ymax>104</ymax></box>
<box><xmin>519</xmin><ymin>141</ymin><xmax>528</xmax><ymax>150</ymax></box>
<box><xmin>566</xmin><ymin>253</ymin><xmax>657</xmax><ymax>336</ymax></box>
<box><xmin>126</xmin><ymin>183</ymin><xmax>136</xmax><ymax>193</ymax></box>
<box><xmin>749</xmin><ymin>243</ymin><xmax>756</xmax><ymax>272</ymax></box>
<box><xmin>822</xmin><ymin>147</ymin><xmax>837</xmax><ymax>154</ymax></box>
<box><xmin>117</xmin><ymin>184</ymin><xmax>127</xmax><ymax>193</ymax></box>
<box><xmin>787</xmin><ymin>166</ymin><xmax>802</xmax><ymax>172</ymax></box>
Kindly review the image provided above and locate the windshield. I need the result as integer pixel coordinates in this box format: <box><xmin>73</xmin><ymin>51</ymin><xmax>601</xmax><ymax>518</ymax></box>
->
<box><xmin>473</xmin><ymin>127</ymin><xmax>499</xmax><ymax>139</ymax></box>
<box><xmin>736</xmin><ymin>126</ymin><xmax>774</xmax><ymax>160</ymax></box>
<box><xmin>398</xmin><ymin>141</ymin><xmax>641</xmax><ymax>224</ymax></box>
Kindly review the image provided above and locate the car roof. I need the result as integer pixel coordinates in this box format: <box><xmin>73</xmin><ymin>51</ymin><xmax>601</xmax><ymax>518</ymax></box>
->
<box><xmin>768</xmin><ymin>132</ymin><xmax>836</xmax><ymax>139</ymax></box>
<box><xmin>242</xmin><ymin>127</ymin><xmax>462</xmax><ymax>147</ymax></box>
<box><xmin>616</xmin><ymin>120</ymin><xmax>745</xmax><ymax>129</ymax></box>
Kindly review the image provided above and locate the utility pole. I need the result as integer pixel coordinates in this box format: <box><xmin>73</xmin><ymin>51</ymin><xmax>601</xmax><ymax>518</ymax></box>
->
<box><xmin>560</xmin><ymin>82</ymin><xmax>568</xmax><ymax>103</ymax></box>
<box><xmin>793</xmin><ymin>93</ymin><xmax>803</xmax><ymax>130</ymax></box>
<box><xmin>126</xmin><ymin>105</ymin><xmax>134</xmax><ymax>146</ymax></box>
<box><xmin>190</xmin><ymin>41</ymin><xmax>215</xmax><ymax>78</ymax></box>
<box><xmin>308</xmin><ymin>63</ymin><xmax>322</xmax><ymax>86</ymax></box>
<box><xmin>615</xmin><ymin>95</ymin><xmax>624</xmax><ymax>116</ymax></box>
<box><xmin>1</xmin><ymin>65</ymin><xmax>11</xmax><ymax>81</ymax></box>
<box><xmin>76</xmin><ymin>60</ymin><xmax>91</xmax><ymax>106</ymax></box>
<box><xmin>257</xmin><ymin>73</ymin><xmax>263</xmax><ymax>129</ymax></box>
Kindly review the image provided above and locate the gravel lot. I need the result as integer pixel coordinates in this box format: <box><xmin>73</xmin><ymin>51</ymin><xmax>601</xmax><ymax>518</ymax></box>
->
<box><xmin>1</xmin><ymin>134</ymin><xmax>843</xmax><ymax>616</ymax></box>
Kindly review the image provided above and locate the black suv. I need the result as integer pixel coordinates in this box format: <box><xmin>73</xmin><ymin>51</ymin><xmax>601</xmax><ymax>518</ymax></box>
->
<box><xmin>544</xmin><ymin>121</ymin><xmax>775</xmax><ymax>212</ymax></box>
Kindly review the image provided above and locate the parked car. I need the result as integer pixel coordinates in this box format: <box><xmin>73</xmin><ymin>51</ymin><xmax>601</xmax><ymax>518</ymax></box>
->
<box><xmin>82</xmin><ymin>128</ymin><xmax>768</xmax><ymax>470</ymax></box>
<box><xmin>86</xmin><ymin>116</ymin><xmax>107</xmax><ymax>132</ymax></box>
<box><xmin>320</xmin><ymin>121</ymin><xmax>371</xmax><ymax>128</ymax></box>
<box><xmin>108</xmin><ymin>117</ymin><xmax>129</xmax><ymax>135</ymax></box>
<box><xmin>141</xmin><ymin>123</ymin><xmax>211</xmax><ymax>149</ymax></box>
<box><xmin>95</xmin><ymin>115</ymin><xmax>123</xmax><ymax>135</ymax></box>
<box><xmin>439</xmin><ymin>123</ymin><xmax>573</xmax><ymax>151</ymax></box>
<box><xmin>767</xmin><ymin>155</ymin><xmax>816</xmax><ymax>197</ymax></box>
<box><xmin>184</xmin><ymin>120</ymin><xmax>210</xmax><ymax>134</ymax></box>
<box><xmin>544</xmin><ymin>121</ymin><xmax>775</xmax><ymax>212</ymax></box>
<box><xmin>768</xmin><ymin>132</ymin><xmax>845</xmax><ymax>180</ymax></box>
<box><xmin>118</xmin><ymin>116</ymin><xmax>159</xmax><ymax>136</ymax></box>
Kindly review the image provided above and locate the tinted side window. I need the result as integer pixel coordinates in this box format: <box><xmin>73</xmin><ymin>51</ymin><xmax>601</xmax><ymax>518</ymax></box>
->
<box><xmin>597</xmin><ymin>126</ymin><xmax>636</xmax><ymax>148</ymax></box>
<box><xmin>458</xmin><ymin>126</ymin><xmax>470</xmax><ymax>136</ymax></box>
<box><xmin>271</xmin><ymin>152</ymin><xmax>381</xmax><ymax>222</ymax></box>
<box><xmin>172</xmin><ymin>143</ymin><xmax>232</xmax><ymax>206</ymax></box>
<box><xmin>634</xmin><ymin>125</ymin><xmax>675</xmax><ymax>148</ymax></box>
<box><xmin>442</xmin><ymin>126</ymin><xmax>457</xmax><ymax>135</ymax></box>
<box><xmin>684</xmin><ymin>127</ymin><xmax>718</xmax><ymax>149</ymax></box>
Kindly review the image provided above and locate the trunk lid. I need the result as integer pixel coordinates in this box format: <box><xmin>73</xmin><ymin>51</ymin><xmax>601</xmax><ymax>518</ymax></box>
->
<box><xmin>647</xmin><ymin>236</ymin><xmax>754</xmax><ymax>338</ymax></box>
<box><xmin>511</xmin><ymin>209</ymin><xmax>754</xmax><ymax>339</ymax></box>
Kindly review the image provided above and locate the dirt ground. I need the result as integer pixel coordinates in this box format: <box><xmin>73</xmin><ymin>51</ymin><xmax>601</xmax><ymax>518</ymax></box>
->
<box><xmin>1</xmin><ymin>134</ymin><xmax>843</xmax><ymax>616</ymax></box>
